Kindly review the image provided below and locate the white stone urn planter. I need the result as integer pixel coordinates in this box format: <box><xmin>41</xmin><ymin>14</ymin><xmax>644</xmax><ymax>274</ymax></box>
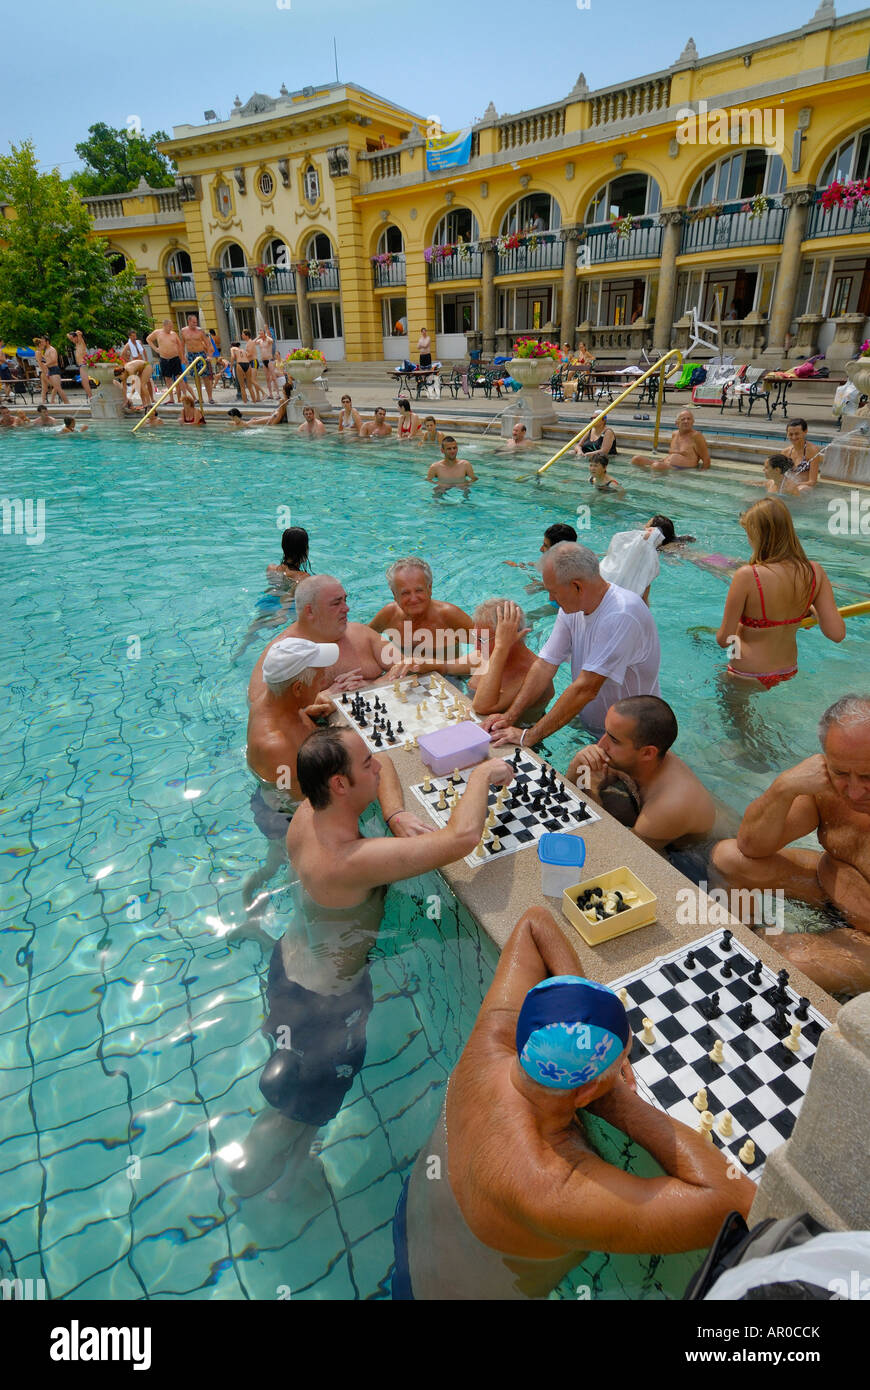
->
<box><xmin>87</xmin><ymin>361</ymin><xmax>126</xmax><ymax>420</ymax></box>
<box><xmin>283</xmin><ymin>356</ymin><xmax>329</xmax><ymax>408</ymax></box>
<box><xmin>845</xmin><ymin>357</ymin><xmax>870</xmax><ymax>415</ymax></box>
<box><xmin>506</xmin><ymin>356</ymin><xmax>558</xmax><ymax>422</ymax></box>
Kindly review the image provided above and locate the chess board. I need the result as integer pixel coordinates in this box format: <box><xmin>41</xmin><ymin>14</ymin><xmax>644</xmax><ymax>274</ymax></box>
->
<box><xmin>335</xmin><ymin>674</ymin><xmax>477</xmax><ymax>753</ymax></box>
<box><xmin>609</xmin><ymin>930</ymin><xmax>830</xmax><ymax>1180</ymax></box>
<box><xmin>410</xmin><ymin>748</ymin><xmax>601</xmax><ymax>868</ymax></box>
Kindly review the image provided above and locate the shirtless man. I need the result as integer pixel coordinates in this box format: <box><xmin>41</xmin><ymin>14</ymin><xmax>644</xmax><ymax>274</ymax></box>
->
<box><xmin>0</xmin><ymin>406</ymin><xmax>25</xmax><ymax>428</ymax></box>
<box><xmin>369</xmin><ymin>556</ymin><xmax>473</xmax><ymax>666</ymax></box>
<box><xmin>360</xmin><ymin>406</ymin><xmax>392</xmax><ymax>438</ymax></box>
<box><xmin>181</xmin><ymin>314</ymin><xmax>215</xmax><ymax>404</ymax></box>
<box><xmin>567</xmin><ymin>697</ymin><xmax>725</xmax><ymax>875</ymax></box>
<box><xmin>297</xmin><ymin>404</ymin><xmax>326</xmax><ymax>437</ymax></box>
<box><xmin>36</xmin><ymin>337</ymin><xmax>69</xmax><ymax>405</ymax></box>
<box><xmin>427</xmin><ymin>436</ymin><xmax>476</xmax><ymax>496</ymax></box>
<box><xmin>67</xmin><ymin>331</ymin><xmax>92</xmax><ymax>402</ymax></box>
<box><xmin>256</xmin><ymin>326</ymin><xmax>279</xmax><ymax>399</ymax></box>
<box><xmin>226</xmin><ymin>724</ymin><xmax>515</xmax><ymax>1195</ymax></box>
<box><xmin>33</xmin><ymin>405</ymin><xmax>61</xmax><ymax>427</ymax></box>
<box><xmin>631</xmin><ymin>410</ymin><xmax>711</xmax><ymax>473</ymax></box>
<box><xmin>469</xmin><ymin>599</ymin><xmax>554</xmax><ymax>723</ymax></box>
<box><xmin>146</xmin><ymin>320</ymin><xmax>186</xmax><ymax>403</ymax></box>
<box><xmin>248</xmin><ymin>573</ymin><xmax>396</xmax><ymax>698</ymax></box>
<box><xmin>712</xmin><ymin>694</ymin><xmax>870</xmax><ymax>996</ymax></box>
<box><xmin>500</xmin><ymin>422</ymin><xmax>533</xmax><ymax>450</ymax></box>
<box><xmin>396</xmin><ymin>906</ymin><xmax>753</xmax><ymax>1299</ymax></box>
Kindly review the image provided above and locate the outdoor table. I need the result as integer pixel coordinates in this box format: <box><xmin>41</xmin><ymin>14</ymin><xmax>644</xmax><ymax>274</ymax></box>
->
<box><xmin>763</xmin><ymin>372</ymin><xmax>846</xmax><ymax>419</ymax></box>
<box><xmin>389</xmin><ymin>367</ymin><xmax>441</xmax><ymax>401</ymax></box>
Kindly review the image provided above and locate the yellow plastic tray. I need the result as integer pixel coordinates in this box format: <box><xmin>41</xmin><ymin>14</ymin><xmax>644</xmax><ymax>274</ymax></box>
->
<box><xmin>562</xmin><ymin>866</ymin><xmax>657</xmax><ymax>945</ymax></box>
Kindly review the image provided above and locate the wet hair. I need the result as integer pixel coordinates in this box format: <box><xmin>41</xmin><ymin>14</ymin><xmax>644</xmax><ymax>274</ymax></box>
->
<box><xmin>587</xmin><ymin>451</ymin><xmax>610</xmax><ymax>472</ymax></box>
<box><xmin>741</xmin><ymin>498</ymin><xmax>814</xmax><ymax>605</ymax></box>
<box><xmin>766</xmin><ymin>454</ymin><xmax>791</xmax><ymax>476</ymax></box>
<box><xmin>297</xmin><ymin>727</ymin><xmax>356</xmax><ymax>809</ymax></box>
<box><xmin>544</xmin><ymin>523</ymin><xmax>577</xmax><ymax>547</ymax></box>
<box><xmin>422</xmin><ymin>415</ymin><xmax>436</xmax><ymax>426</ymax></box>
<box><xmin>818</xmin><ymin>695</ymin><xmax>870</xmax><ymax>745</ymax></box>
<box><xmin>612</xmin><ymin>695</ymin><xmax>678</xmax><ymax>758</ymax></box>
<box><xmin>63</xmin><ymin>417</ymin><xmax>75</xmax><ymax>427</ymax></box>
<box><xmin>647</xmin><ymin>514</ymin><xmax>695</xmax><ymax>546</ymax></box>
<box><xmin>387</xmin><ymin>556</ymin><xmax>433</xmax><ymax>593</ymax></box>
<box><xmin>787</xmin><ymin>418</ymin><xmax>808</xmax><ymax>433</ymax></box>
<box><xmin>36</xmin><ymin>404</ymin><xmax>47</xmax><ymax>413</ymax></box>
<box><xmin>279</xmin><ymin>526</ymin><xmax>311</xmax><ymax>572</ymax></box>
<box><xmin>228</xmin><ymin>408</ymin><xmax>242</xmax><ymax>418</ymax></box>
<box><xmin>546</xmin><ymin>542</ymin><xmax>600</xmax><ymax>583</ymax></box>
<box><xmin>441</xmin><ymin>435</ymin><xmax>456</xmax><ymax>446</ymax></box>
<box><xmin>398</xmin><ymin>398</ymin><xmax>412</xmax><ymax>413</ymax></box>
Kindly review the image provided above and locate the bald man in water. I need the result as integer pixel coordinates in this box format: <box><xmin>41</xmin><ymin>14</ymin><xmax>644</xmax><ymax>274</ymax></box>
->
<box><xmin>248</xmin><ymin>573</ymin><xmax>398</xmax><ymax>704</ymax></box>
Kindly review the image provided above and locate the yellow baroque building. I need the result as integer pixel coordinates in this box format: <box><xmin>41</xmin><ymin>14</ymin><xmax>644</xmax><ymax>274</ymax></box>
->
<box><xmin>81</xmin><ymin>4</ymin><xmax>870</xmax><ymax>365</ymax></box>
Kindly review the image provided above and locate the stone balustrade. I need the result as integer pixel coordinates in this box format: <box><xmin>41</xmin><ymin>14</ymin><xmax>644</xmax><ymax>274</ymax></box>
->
<box><xmin>588</xmin><ymin>78</ymin><xmax>671</xmax><ymax>127</ymax></box>
<box><xmin>496</xmin><ymin>108</ymin><xmax>565</xmax><ymax>151</ymax></box>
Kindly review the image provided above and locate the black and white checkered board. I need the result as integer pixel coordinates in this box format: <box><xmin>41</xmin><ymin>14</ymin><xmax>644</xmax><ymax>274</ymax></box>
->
<box><xmin>335</xmin><ymin>674</ymin><xmax>476</xmax><ymax>754</ymax></box>
<box><xmin>410</xmin><ymin>749</ymin><xmax>600</xmax><ymax>867</ymax></box>
<box><xmin>609</xmin><ymin>930</ymin><xmax>829</xmax><ymax>1180</ymax></box>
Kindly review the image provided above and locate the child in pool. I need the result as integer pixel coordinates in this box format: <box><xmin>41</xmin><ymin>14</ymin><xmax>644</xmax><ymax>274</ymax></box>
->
<box><xmin>587</xmin><ymin>452</ymin><xmax>624</xmax><ymax>494</ymax></box>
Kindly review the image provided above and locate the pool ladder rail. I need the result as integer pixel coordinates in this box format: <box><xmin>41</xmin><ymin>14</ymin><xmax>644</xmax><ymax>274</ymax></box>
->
<box><xmin>131</xmin><ymin>355</ymin><xmax>207</xmax><ymax>433</ymax></box>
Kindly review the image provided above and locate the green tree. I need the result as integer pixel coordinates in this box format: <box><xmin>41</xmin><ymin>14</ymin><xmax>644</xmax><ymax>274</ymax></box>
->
<box><xmin>70</xmin><ymin>122</ymin><xmax>176</xmax><ymax>196</ymax></box>
<box><xmin>0</xmin><ymin>140</ymin><xmax>151</xmax><ymax>349</ymax></box>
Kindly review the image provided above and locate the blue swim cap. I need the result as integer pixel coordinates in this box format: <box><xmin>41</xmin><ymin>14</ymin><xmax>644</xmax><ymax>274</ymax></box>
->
<box><xmin>516</xmin><ymin>975</ymin><xmax>630</xmax><ymax>1090</ymax></box>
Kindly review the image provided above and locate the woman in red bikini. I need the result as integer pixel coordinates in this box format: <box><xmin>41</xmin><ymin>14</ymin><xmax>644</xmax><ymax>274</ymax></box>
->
<box><xmin>716</xmin><ymin>498</ymin><xmax>845</xmax><ymax>691</ymax></box>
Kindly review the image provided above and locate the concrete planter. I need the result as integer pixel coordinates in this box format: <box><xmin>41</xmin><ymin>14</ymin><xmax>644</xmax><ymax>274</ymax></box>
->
<box><xmin>283</xmin><ymin>356</ymin><xmax>328</xmax><ymax>407</ymax></box>
<box><xmin>88</xmin><ymin>362</ymin><xmax>126</xmax><ymax>420</ymax></box>
<box><xmin>507</xmin><ymin>356</ymin><xmax>558</xmax><ymax>422</ymax></box>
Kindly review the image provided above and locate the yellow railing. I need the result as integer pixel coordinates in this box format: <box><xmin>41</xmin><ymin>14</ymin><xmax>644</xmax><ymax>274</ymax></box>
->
<box><xmin>131</xmin><ymin>355</ymin><xmax>206</xmax><ymax>433</ymax></box>
<box><xmin>521</xmin><ymin>348</ymin><xmax>684</xmax><ymax>481</ymax></box>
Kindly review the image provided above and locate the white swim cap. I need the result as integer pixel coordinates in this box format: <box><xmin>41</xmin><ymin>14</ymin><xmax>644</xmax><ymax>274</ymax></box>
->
<box><xmin>262</xmin><ymin>637</ymin><xmax>339</xmax><ymax>689</ymax></box>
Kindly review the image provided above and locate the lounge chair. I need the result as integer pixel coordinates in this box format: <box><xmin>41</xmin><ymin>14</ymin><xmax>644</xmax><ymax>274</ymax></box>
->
<box><xmin>726</xmin><ymin>365</ymin><xmax>772</xmax><ymax>418</ymax></box>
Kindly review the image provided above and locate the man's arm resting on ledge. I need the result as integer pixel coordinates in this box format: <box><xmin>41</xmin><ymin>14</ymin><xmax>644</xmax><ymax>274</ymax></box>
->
<box><xmin>514</xmin><ymin>670</ymin><xmax>606</xmax><ymax>748</ymax></box>
<box><xmin>736</xmin><ymin>762</ymin><xmax>821</xmax><ymax>859</ymax></box>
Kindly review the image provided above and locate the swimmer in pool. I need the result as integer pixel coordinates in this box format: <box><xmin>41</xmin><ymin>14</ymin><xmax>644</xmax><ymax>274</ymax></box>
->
<box><xmin>782</xmin><ymin>419</ymin><xmax>822</xmax><ymax>492</ymax></box>
<box><xmin>395</xmin><ymin>906</ymin><xmax>753</xmax><ymax>1299</ymax></box>
<box><xmin>630</xmin><ymin>410</ymin><xmax>711</xmax><ymax>472</ymax></box>
<box><xmin>749</xmin><ymin>453</ymin><xmax>801</xmax><ymax>496</ymax></box>
<box><xmin>59</xmin><ymin>417</ymin><xmax>88</xmax><ymax>434</ymax></box>
<box><xmin>415</xmin><ymin>415</ymin><xmax>444</xmax><ymax>447</ymax></box>
<box><xmin>227</xmin><ymin>725</ymin><xmax>514</xmax><ymax>1196</ymax></box>
<box><xmin>427</xmin><ymin>436</ymin><xmax>476</xmax><ymax>496</ymax></box>
<box><xmin>504</xmin><ymin>522</ymin><xmax>578</xmax><ymax>574</ymax></box>
<box><xmin>587</xmin><ymin>452</ymin><xmax>624</xmax><ymax>494</ymax></box>
<box><xmin>231</xmin><ymin>528</ymin><xmax>315</xmax><ymax>666</ymax></box>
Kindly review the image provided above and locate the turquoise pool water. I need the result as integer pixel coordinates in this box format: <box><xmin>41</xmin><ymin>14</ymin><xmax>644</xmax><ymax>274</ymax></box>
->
<box><xmin>1</xmin><ymin>425</ymin><xmax>867</xmax><ymax>1300</ymax></box>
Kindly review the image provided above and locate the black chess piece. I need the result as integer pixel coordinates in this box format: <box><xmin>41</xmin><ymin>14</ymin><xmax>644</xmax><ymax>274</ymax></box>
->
<box><xmin>720</xmin><ymin>958</ymin><xmax>733</xmax><ymax>978</ymax></box>
<box><xmin>770</xmin><ymin>1003</ymin><xmax>790</xmax><ymax>1039</ymax></box>
<box><xmin>721</xmin><ymin>929</ymin><xmax>733</xmax><ymax>951</ymax></box>
<box><xmin>341</xmin><ymin>692</ymin><xmax>348</xmax><ymax>705</ymax></box>
<box><xmin>576</xmin><ymin>801</ymin><xmax>588</xmax><ymax>819</ymax></box>
<box><xmin>560</xmin><ymin>807</ymin><xmax>571</xmax><ymax>822</ymax></box>
<box><xmin>372</xmin><ymin>733</ymin><xmax>382</xmax><ymax>747</ymax></box>
<box><xmin>396</xmin><ymin>722</ymin><xmax>404</xmax><ymax>735</ymax></box>
<box><xmin>748</xmin><ymin>960</ymin><xmax>763</xmax><ymax>986</ymax></box>
<box><xmin>736</xmin><ymin>1001</ymin><xmax>754</xmax><ymax>1029</ymax></box>
<box><xmin>684</xmin><ymin>951</ymin><xmax>696</xmax><ymax>968</ymax></box>
<box><xmin>794</xmin><ymin>996</ymin><xmax>810</xmax><ymax>1021</ymax></box>
<box><xmin>705</xmin><ymin>991</ymin><xmax>722</xmax><ymax>1020</ymax></box>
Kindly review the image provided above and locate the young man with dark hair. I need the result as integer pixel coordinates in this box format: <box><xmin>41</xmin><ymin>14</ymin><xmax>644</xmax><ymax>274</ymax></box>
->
<box><xmin>426</xmin><ymin>436</ymin><xmax>476</xmax><ymax>495</ymax></box>
<box><xmin>566</xmin><ymin>695</ymin><xmax>719</xmax><ymax>855</ymax></box>
<box><xmin>226</xmin><ymin>725</ymin><xmax>515</xmax><ymax>1197</ymax></box>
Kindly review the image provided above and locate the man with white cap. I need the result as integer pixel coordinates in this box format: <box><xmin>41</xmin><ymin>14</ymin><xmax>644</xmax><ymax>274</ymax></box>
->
<box><xmin>247</xmin><ymin>636</ymin><xmax>338</xmax><ymax>802</ymax></box>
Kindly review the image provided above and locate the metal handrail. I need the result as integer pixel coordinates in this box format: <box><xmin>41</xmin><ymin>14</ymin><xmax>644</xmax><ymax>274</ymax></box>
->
<box><xmin>131</xmin><ymin>355</ymin><xmax>206</xmax><ymax>433</ymax></box>
<box><xmin>525</xmin><ymin>348</ymin><xmax>684</xmax><ymax>480</ymax></box>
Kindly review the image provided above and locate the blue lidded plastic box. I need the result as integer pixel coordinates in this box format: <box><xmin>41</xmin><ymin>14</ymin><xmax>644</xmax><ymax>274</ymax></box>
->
<box><xmin>538</xmin><ymin>833</ymin><xmax>587</xmax><ymax>896</ymax></box>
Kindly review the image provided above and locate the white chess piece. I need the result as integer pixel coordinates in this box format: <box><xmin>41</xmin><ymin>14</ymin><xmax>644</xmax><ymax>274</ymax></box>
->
<box><xmin>640</xmin><ymin>1018</ymin><xmax>656</xmax><ymax>1045</ymax></box>
<box><xmin>784</xmin><ymin>1023</ymin><xmax>801</xmax><ymax>1053</ymax></box>
<box><xmin>709</xmin><ymin>1039</ymin><xmax>724</xmax><ymax>1064</ymax></box>
<box><xmin>693</xmin><ymin>1087</ymin><xmax>708</xmax><ymax>1112</ymax></box>
<box><xmin>738</xmin><ymin>1138</ymin><xmax>756</xmax><ymax>1165</ymax></box>
<box><xmin>717</xmin><ymin>1111</ymin><xmax>733</xmax><ymax>1138</ymax></box>
<box><xmin>698</xmin><ymin>1111</ymin><xmax>714</xmax><ymax>1143</ymax></box>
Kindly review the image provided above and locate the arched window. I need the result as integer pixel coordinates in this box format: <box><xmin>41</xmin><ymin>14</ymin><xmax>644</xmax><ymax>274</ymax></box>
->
<box><xmin>220</xmin><ymin>242</ymin><xmax>247</xmax><ymax>271</ymax></box>
<box><xmin>433</xmin><ymin>208</ymin><xmax>479</xmax><ymax>244</ymax></box>
<box><xmin>499</xmin><ymin>193</ymin><xmax>561</xmax><ymax>236</ymax></box>
<box><xmin>306</xmin><ymin>232</ymin><xmax>333</xmax><ymax>260</ymax></box>
<box><xmin>304</xmin><ymin>164</ymin><xmax>320</xmax><ymax>203</ymax></box>
<box><xmin>586</xmin><ymin>173</ymin><xmax>661</xmax><ymax>224</ymax></box>
<box><xmin>819</xmin><ymin>128</ymin><xmax>870</xmax><ymax>187</ymax></box>
<box><xmin>377</xmin><ymin>225</ymin><xmax>404</xmax><ymax>255</ymax></box>
<box><xmin>264</xmin><ymin>238</ymin><xmax>289</xmax><ymax>267</ymax></box>
<box><xmin>688</xmin><ymin>150</ymin><xmax>785</xmax><ymax>206</ymax></box>
<box><xmin>107</xmin><ymin>252</ymin><xmax>127</xmax><ymax>276</ymax></box>
<box><xmin>167</xmin><ymin>249</ymin><xmax>192</xmax><ymax>276</ymax></box>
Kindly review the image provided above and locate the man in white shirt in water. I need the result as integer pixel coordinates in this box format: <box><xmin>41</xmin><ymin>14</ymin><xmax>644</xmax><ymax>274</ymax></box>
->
<box><xmin>484</xmin><ymin>542</ymin><xmax>661</xmax><ymax>747</ymax></box>
<box><xmin>227</xmin><ymin>724</ymin><xmax>514</xmax><ymax>1197</ymax></box>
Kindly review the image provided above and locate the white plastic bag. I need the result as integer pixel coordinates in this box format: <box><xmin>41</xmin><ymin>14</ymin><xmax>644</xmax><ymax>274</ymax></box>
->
<box><xmin>599</xmin><ymin>529</ymin><xmax>660</xmax><ymax>596</ymax></box>
<box><xmin>832</xmin><ymin>382</ymin><xmax>859</xmax><ymax>419</ymax></box>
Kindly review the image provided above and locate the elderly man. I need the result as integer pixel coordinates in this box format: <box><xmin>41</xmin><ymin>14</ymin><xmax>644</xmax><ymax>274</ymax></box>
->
<box><xmin>395</xmin><ymin>906</ymin><xmax>753</xmax><ymax>1300</ymax></box>
<box><xmin>567</xmin><ymin>697</ymin><xmax>725</xmax><ymax>876</ymax></box>
<box><xmin>485</xmin><ymin>542</ymin><xmax>661</xmax><ymax>748</ymax></box>
<box><xmin>248</xmin><ymin>573</ymin><xmax>396</xmax><ymax>703</ymax></box>
<box><xmin>369</xmin><ymin>556</ymin><xmax>473</xmax><ymax>666</ymax></box>
<box><xmin>227</xmin><ymin>725</ymin><xmax>514</xmax><ymax>1196</ymax></box>
<box><xmin>712</xmin><ymin>694</ymin><xmax>870</xmax><ymax>996</ymax></box>
<box><xmin>360</xmin><ymin>406</ymin><xmax>392</xmax><ymax>438</ymax></box>
<box><xmin>500</xmin><ymin>422</ymin><xmax>532</xmax><ymax>450</ymax></box>
<box><xmin>631</xmin><ymin>410</ymin><xmax>711</xmax><ymax>472</ymax></box>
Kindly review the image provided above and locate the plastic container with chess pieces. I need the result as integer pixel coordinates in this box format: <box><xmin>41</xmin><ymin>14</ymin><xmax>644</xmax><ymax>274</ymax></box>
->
<box><xmin>562</xmin><ymin>867</ymin><xmax>657</xmax><ymax>945</ymax></box>
<box><xmin>417</xmin><ymin>721</ymin><xmax>492</xmax><ymax>777</ymax></box>
<box><xmin>538</xmin><ymin>833</ymin><xmax>587</xmax><ymax>897</ymax></box>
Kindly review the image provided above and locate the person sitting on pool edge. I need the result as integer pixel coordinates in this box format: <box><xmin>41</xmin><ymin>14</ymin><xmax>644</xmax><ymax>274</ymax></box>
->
<box><xmin>394</xmin><ymin>905</ymin><xmax>754</xmax><ymax>1300</ymax></box>
<box><xmin>630</xmin><ymin>410</ymin><xmax>711</xmax><ymax>472</ymax></box>
<box><xmin>574</xmin><ymin>413</ymin><xmax>617</xmax><ymax>458</ymax></box>
<box><xmin>566</xmin><ymin>695</ymin><xmax>731</xmax><ymax>882</ymax></box>
<box><xmin>711</xmin><ymin>693</ymin><xmax>870</xmax><ymax>997</ymax></box>
<box><xmin>369</xmin><ymin>556</ymin><xmax>474</xmax><ymax>667</ymax></box>
<box><xmin>226</xmin><ymin>725</ymin><xmax>515</xmax><ymax>1196</ymax></box>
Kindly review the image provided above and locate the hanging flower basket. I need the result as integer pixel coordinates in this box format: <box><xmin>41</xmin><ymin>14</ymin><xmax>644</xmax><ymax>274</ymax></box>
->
<box><xmin>820</xmin><ymin>178</ymin><xmax>870</xmax><ymax>212</ymax></box>
<box><xmin>254</xmin><ymin>263</ymin><xmax>277</xmax><ymax>279</ymax></box>
<box><xmin>609</xmin><ymin>214</ymin><xmax>634</xmax><ymax>239</ymax></box>
<box><xmin>741</xmin><ymin>195</ymin><xmax>773</xmax><ymax>219</ymax></box>
<box><xmin>372</xmin><ymin>252</ymin><xmax>394</xmax><ymax>267</ymax></box>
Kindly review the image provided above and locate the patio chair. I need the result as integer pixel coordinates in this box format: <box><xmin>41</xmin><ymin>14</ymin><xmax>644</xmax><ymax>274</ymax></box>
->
<box><xmin>443</xmin><ymin>367</ymin><xmax>464</xmax><ymax>399</ymax></box>
<box><xmin>691</xmin><ymin>362</ymin><xmax>744</xmax><ymax>411</ymax></box>
<box><xmin>727</xmin><ymin>365</ymin><xmax>772</xmax><ymax>419</ymax></box>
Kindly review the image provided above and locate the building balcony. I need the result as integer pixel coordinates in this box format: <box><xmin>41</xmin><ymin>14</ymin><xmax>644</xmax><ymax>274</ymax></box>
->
<box><xmin>584</xmin><ymin>220</ymin><xmax>663</xmax><ymax>264</ymax></box>
<box><xmin>218</xmin><ymin>269</ymin><xmax>254</xmax><ymax>299</ymax></box>
<box><xmin>166</xmin><ymin>274</ymin><xmax>197</xmax><ymax>302</ymax></box>
<box><xmin>427</xmin><ymin>245</ymin><xmax>483</xmax><ymax>282</ymax></box>
<box><xmin>805</xmin><ymin>192</ymin><xmax>870</xmax><ymax>240</ymax></box>
<box><xmin>373</xmin><ymin>255</ymin><xmax>406</xmax><ymax>287</ymax></box>
<box><xmin>496</xmin><ymin>234</ymin><xmax>564</xmax><ymax>276</ymax></box>
<box><xmin>679</xmin><ymin>201</ymin><xmax>786</xmax><ymax>254</ymax></box>
<box><xmin>263</xmin><ymin>267</ymin><xmax>297</xmax><ymax>295</ymax></box>
<box><xmin>305</xmin><ymin>260</ymin><xmax>340</xmax><ymax>292</ymax></box>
